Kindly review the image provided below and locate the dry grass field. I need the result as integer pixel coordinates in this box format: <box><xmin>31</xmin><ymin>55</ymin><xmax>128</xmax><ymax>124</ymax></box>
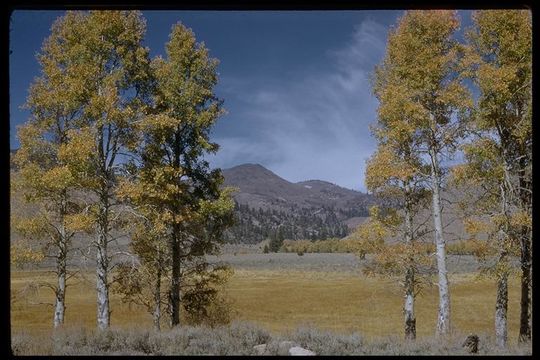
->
<box><xmin>11</xmin><ymin>260</ymin><xmax>522</xmax><ymax>344</ymax></box>
<box><xmin>227</xmin><ymin>270</ymin><xmax>522</xmax><ymax>340</ymax></box>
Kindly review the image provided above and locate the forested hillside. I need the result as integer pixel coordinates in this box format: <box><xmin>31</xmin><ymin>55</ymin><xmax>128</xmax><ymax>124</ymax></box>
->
<box><xmin>221</xmin><ymin>164</ymin><xmax>376</xmax><ymax>243</ymax></box>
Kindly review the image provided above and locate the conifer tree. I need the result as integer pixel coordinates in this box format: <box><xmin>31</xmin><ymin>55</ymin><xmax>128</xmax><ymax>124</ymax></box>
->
<box><xmin>124</xmin><ymin>22</ymin><xmax>227</xmax><ymax>327</ymax></box>
<box><xmin>269</xmin><ymin>227</ymin><xmax>284</xmax><ymax>252</ymax></box>
<box><xmin>114</xmin><ymin>184</ymin><xmax>234</xmax><ymax>330</ymax></box>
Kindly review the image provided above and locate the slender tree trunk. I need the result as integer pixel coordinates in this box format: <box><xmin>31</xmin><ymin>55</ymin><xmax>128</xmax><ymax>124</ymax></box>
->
<box><xmin>495</xmin><ymin>251</ymin><xmax>508</xmax><ymax>348</ymax></box>
<box><xmin>403</xmin><ymin>191</ymin><xmax>416</xmax><ymax>340</ymax></box>
<box><xmin>95</xmin><ymin>120</ymin><xmax>113</xmax><ymax>330</ymax></box>
<box><xmin>169</xmin><ymin>230</ymin><xmax>181</xmax><ymax>327</ymax></box>
<box><xmin>495</xmin><ymin>174</ymin><xmax>513</xmax><ymax>348</ymax></box>
<box><xmin>96</xmin><ymin>199</ymin><xmax>110</xmax><ymax>330</ymax></box>
<box><xmin>154</xmin><ymin>259</ymin><xmax>162</xmax><ymax>331</ymax></box>
<box><xmin>169</xmin><ymin>129</ymin><xmax>183</xmax><ymax>328</ymax></box>
<box><xmin>54</xmin><ymin>244</ymin><xmax>67</xmax><ymax>328</ymax></box>
<box><xmin>404</xmin><ymin>272</ymin><xmax>416</xmax><ymax>340</ymax></box>
<box><xmin>518</xmin><ymin>170</ymin><xmax>532</xmax><ymax>343</ymax></box>
<box><xmin>429</xmin><ymin>149</ymin><xmax>451</xmax><ymax>336</ymax></box>
<box><xmin>54</xmin><ymin>197</ymin><xmax>68</xmax><ymax>328</ymax></box>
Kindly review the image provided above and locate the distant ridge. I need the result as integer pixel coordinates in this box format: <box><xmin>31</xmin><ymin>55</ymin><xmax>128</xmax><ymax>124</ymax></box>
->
<box><xmin>222</xmin><ymin>163</ymin><xmax>375</xmax><ymax>243</ymax></box>
<box><xmin>223</xmin><ymin>163</ymin><xmax>373</xmax><ymax>211</ymax></box>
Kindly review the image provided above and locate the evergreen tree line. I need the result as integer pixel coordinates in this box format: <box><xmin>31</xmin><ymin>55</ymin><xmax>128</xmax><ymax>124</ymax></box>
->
<box><xmin>223</xmin><ymin>201</ymin><xmax>354</xmax><ymax>244</ymax></box>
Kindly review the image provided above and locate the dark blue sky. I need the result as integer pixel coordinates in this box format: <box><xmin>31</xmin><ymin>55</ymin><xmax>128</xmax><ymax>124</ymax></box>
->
<box><xmin>9</xmin><ymin>10</ymin><xmax>472</xmax><ymax>191</ymax></box>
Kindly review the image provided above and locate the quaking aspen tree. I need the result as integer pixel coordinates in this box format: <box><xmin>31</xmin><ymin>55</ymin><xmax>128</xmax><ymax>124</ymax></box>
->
<box><xmin>458</xmin><ymin>9</ymin><xmax>532</xmax><ymax>346</ymax></box>
<box><xmin>371</xmin><ymin>10</ymin><xmax>471</xmax><ymax>336</ymax></box>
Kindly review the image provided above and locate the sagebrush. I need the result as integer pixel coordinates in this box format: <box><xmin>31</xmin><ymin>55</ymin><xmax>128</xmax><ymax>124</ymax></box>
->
<box><xmin>11</xmin><ymin>322</ymin><xmax>531</xmax><ymax>355</ymax></box>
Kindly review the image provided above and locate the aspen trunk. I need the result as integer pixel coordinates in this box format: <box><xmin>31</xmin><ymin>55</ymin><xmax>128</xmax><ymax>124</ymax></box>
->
<box><xmin>169</xmin><ymin>130</ymin><xmax>182</xmax><ymax>328</ymax></box>
<box><xmin>154</xmin><ymin>293</ymin><xmax>161</xmax><ymax>331</ymax></box>
<box><xmin>96</xmin><ymin>205</ymin><xmax>110</xmax><ymax>330</ymax></box>
<box><xmin>494</xmin><ymin>174</ymin><xmax>512</xmax><ymax>348</ymax></box>
<box><xmin>430</xmin><ymin>149</ymin><xmax>450</xmax><ymax>336</ymax></box>
<box><xmin>54</xmin><ymin>198</ymin><xmax>68</xmax><ymax>328</ymax></box>
<box><xmin>404</xmin><ymin>268</ymin><xmax>416</xmax><ymax>340</ymax></box>
<box><xmin>403</xmin><ymin>194</ymin><xmax>416</xmax><ymax>340</ymax></box>
<box><xmin>53</xmin><ymin>254</ymin><xmax>66</xmax><ymax>328</ymax></box>
<box><xmin>169</xmin><ymin>231</ymin><xmax>181</xmax><ymax>327</ymax></box>
<box><xmin>154</xmin><ymin>300</ymin><xmax>161</xmax><ymax>331</ymax></box>
<box><xmin>495</xmin><ymin>254</ymin><xmax>508</xmax><ymax>348</ymax></box>
<box><xmin>154</xmin><ymin>261</ymin><xmax>162</xmax><ymax>331</ymax></box>
<box><xmin>95</xmin><ymin>122</ymin><xmax>111</xmax><ymax>331</ymax></box>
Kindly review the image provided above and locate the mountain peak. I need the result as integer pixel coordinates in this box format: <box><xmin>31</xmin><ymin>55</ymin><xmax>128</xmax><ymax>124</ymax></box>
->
<box><xmin>223</xmin><ymin>163</ymin><xmax>283</xmax><ymax>180</ymax></box>
<box><xmin>222</xmin><ymin>162</ymin><xmax>373</xmax><ymax>208</ymax></box>
<box><xmin>226</xmin><ymin>163</ymin><xmax>267</xmax><ymax>171</ymax></box>
<box><xmin>221</xmin><ymin>163</ymin><xmax>375</xmax><ymax>243</ymax></box>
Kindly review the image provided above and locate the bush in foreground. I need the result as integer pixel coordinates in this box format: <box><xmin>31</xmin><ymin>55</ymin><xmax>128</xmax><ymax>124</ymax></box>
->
<box><xmin>12</xmin><ymin>322</ymin><xmax>531</xmax><ymax>356</ymax></box>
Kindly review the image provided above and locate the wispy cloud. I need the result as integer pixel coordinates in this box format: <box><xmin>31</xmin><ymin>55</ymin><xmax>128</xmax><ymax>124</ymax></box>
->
<box><xmin>208</xmin><ymin>19</ymin><xmax>388</xmax><ymax>192</ymax></box>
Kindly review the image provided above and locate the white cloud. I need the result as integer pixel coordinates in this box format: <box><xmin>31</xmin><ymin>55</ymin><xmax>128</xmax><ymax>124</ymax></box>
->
<box><xmin>208</xmin><ymin>19</ymin><xmax>389</xmax><ymax>192</ymax></box>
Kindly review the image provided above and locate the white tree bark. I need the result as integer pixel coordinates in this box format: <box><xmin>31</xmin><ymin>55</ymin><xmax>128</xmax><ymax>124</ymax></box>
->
<box><xmin>404</xmin><ymin>290</ymin><xmax>415</xmax><ymax>339</ymax></box>
<box><xmin>430</xmin><ymin>149</ymin><xmax>451</xmax><ymax>336</ymax></box>
<box><xmin>53</xmin><ymin>198</ymin><xmax>68</xmax><ymax>328</ymax></box>
<box><xmin>96</xmin><ymin>204</ymin><xmax>110</xmax><ymax>330</ymax></box>
<box><xmin>153</xmin><ymin>261</ymin><xmax>162</xmax><ymax>331</ymax></box>
<box><xmin>53</xmin><ymin>247</ymin><xmax>66</xmax><ymax>328</ymax></box>
<box><xmin>95</xmin><ymin>119</ymin><xmax>112</xmax><ymax>331</ymax></box>
<box><xmin>495</xmin><ymin>166</ymin><xmax>512</xmax><ymax>348</ymax></box>
<box><xmin>495</xmin><ymin>260</ymin><xmax>508</xmax><ymax>348</ymax></box>
<box><xmin>403</xmin><ymin>187</ymin><xmax>416</xmax><ymax>340</ymax></box>
<box><xmin>495</xmin><ymin>231</ymin><xmax>509</xmax><ymax>349</ymax></box>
